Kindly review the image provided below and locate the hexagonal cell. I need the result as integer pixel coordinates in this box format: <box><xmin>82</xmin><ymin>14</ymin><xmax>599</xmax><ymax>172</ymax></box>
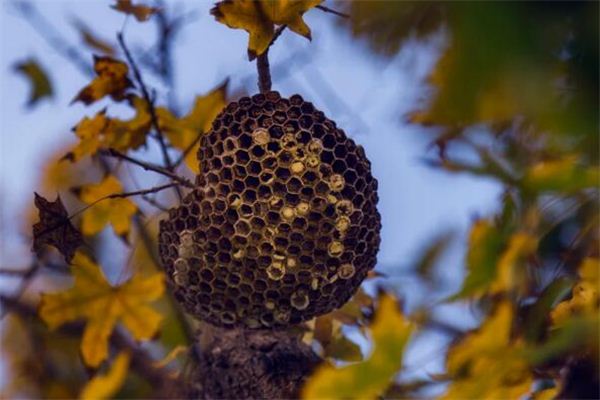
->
<box><xmin>234</xmin><ymin>149</ymin><xmax>251</xmax><ymax>165</ymax></box>
<box><xmin>268</xmin><ymin>125</ymin><xmax>284</xmax><ymax>139</ymax></box>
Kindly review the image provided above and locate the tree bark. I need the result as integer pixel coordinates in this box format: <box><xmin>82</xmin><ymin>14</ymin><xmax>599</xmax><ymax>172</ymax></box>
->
<box><xmin>184</xmin><ymin>324</ymin><xmax>322</xmax><ymax>399</ymax></box>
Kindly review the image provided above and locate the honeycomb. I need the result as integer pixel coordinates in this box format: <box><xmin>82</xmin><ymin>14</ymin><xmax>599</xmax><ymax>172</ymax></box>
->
<box><xmin>158</xmin><ymin>91</ymin><xmax>381</xmax><ymax>329</ymax></box>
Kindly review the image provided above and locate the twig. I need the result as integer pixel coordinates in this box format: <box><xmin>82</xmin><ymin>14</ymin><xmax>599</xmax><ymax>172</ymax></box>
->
<box><xmin>257</xmin><ymin>52</ymin><xmax>272</xmax><ymax>93</ymax></box>
<box><xmin>316</xmin><ymin>4</ymin><xmax>350</xmax><ymax>19</ymax></box>
<box><xmin>106</xmin><ymin>182</ymin><xmax>181</xmax><ymax>199</ymax></box>
<box><xmin>104</xmin><ymin>149</ymin><xmax>194</xmax><ymax>188</ymax></box>
<box><xmin>255</xmin><ymin>26</ymin><xmax>286</xmax><ymax>93</ymax></box>
<box><xmin>141</xmin><ymin>195</ymin><xmax>170</xmax><ymax>212</ymax></box>
<box><xmin>116</xmin><ymin>33</ymin><xmax>182</xmax><ymax>199</ymax></box>
<box><xmin>69</xmin><ymin>181</ymin><xmax>186</xmax><ymax>222</ymax></box>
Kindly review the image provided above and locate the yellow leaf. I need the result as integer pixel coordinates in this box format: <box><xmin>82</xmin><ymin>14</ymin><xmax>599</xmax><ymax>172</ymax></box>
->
<box><xmin>490</xmin><ymin>232</ymin><xmax>537</xmax><ymax>295</ymax></box>
<box><xmin>80</xmin><ymin>351</ymin><xmax>131</xmax><ymax>399</ymax></box>
<box><xmin>39</xmin><ymin>252</ymin><xmax>164</xmax><ymax>367</ymax></box>
<box><xmin>73</xmin><ymin>56</ymin><xmax>131</xmax><ymax>104</ymax></box>
<box><xmin>157</xmin><ymin>83</ymin><xmax>227</xmax><ymax>173</ymax></box>
<box><xmin>302</xmin><ymin>293</ymin><xmax>413</xmax><ymax>399</ymax></box>
<box><xmin>442</xmin><ymin>301</ymin><xmax>533</xmax><ymax>399</ymax></box>
<box><xmin>211</xmin><ymin>0</ymin><xmax>322</xmax><ymax>59</ymax></box>
<box><xmin>79</xmin><ymin>176</ymin><xmax>137</xmax><ymax>237</ymax></box>
<box><xmin>69</xmin><ymin>97</ymin><xmax>151</xmax><ymax>162</ymax></box>
<box><xmin>14</xmin><ymin>58</ymin><xmax>53</xmax><ymax>107</ymax></box>
<box><xmin>111</xmin><ymin>0</ymin><xmax>159</xmax><ymax>22</ymax></box>
<box><xmin>551</xmin><ymin>257</ymin><xmax>599</xmax><ymax>327</ymax></box>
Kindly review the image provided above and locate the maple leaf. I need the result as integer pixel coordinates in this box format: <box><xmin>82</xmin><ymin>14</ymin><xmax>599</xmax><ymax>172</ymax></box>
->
<box><xmin>78</xmin><ymin>176</ymin><xmax>137</xmax><ymax>237</ymax></box>
<box><xmin>111</xmin><ymin>0</ymin><xmax>159</xmax><ymax>22</ymax></box>
<box><xmin>73</xmin><ymin>56</ymin><xmax>132</xmax><ymax>105</ymax></box>
<box><xmin>14</xmin><ymin>58</ymin><xmax>53</xmax><ymax>107</ymax></box>
<box><xmin>211</xmin><ymin>0</ymin><xmax>322</xmax><ymax>59</ymax></box>
<box><xmin>80</xmin><ymin>351</ymin><xmax>130</xmax><ymax>399</ymax></box>
<box><xmin>39</xmin><ymin>252</ymin><xmax>165</xmax><ymax>367</ymax></box>
<box><xmin>302</xmin><ymin>293</ymin><xmax>413</xmax><ymax>399</ymax></box>
<box><xmin>67</xmin><ymin>96</ymin><xmax>151</xmax><ymax>161</ymax></box>
<box><xmin>157</xmin><ymin>82</ymin><xmax>227</xmax><ymax>173</ymax></box>
<box><xmin>32</xmin><ymin>192</ymin><xmax>83</xmax><ymax>263</ymax></box>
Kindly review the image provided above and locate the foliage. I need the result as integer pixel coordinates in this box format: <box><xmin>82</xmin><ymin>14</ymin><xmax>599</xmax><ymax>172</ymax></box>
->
<box><xmin>39</xmin><ymin>251</ymin><xmax>164</xmax><ymax>367</ymax></box>
<box><xmin>1</xmin><ymin>0</ymin><xmax>598</xmax><ymax>399</ymax></box>
<box><xmin>302</xmin><ymin>293</ymin><xmax>414</xmax><ymax>399</ymax></box>
<box><xmin>211</xmin><ymin>0</ymin><xmax>322</xmax><ymax>59</ymax></box>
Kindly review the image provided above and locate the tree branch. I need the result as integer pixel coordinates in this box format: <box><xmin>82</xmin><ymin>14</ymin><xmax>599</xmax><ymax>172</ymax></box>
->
<box><xmin>104</xmin><ymin>149</ymin><xmax>194</xmax><ymax>188</ymax></box>
<box><xmin>316</xmin><ymin>5</ymin><xmax>350</xmax><ymax>19</ymax></box>
<box><xmin>116</xmin><ymin>32</ymin><xmax>183</xmax><ymax>199</ymax></box>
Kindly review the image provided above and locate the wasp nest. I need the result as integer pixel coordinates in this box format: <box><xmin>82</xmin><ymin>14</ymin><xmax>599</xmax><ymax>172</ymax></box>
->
<box><xmin>159</xmin><ymin>91</ymin><xmax>381</xmax><ymax>329</ymax></box>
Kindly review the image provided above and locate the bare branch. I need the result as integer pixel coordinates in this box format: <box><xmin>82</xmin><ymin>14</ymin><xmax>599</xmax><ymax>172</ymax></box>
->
<box><xmin>116</xmin><ymin>33</ymin><xmax>182</xmax><ymax>197</ymax></box>
<box><xmin>316</xmin><ymin>4</ymin><xmax>350</xmax><ymax>19</ymax></box>
<box><xmin>104</xmin><ymin>149</ymin><xmax>194</xmax><ymax>188</ymax></box>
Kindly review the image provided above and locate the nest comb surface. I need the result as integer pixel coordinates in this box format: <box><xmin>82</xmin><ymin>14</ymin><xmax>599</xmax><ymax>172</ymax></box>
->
<box><xmin>159</xmin><ymin>91</ymin><xmax>381</xmax><ymax>329</ymax></box>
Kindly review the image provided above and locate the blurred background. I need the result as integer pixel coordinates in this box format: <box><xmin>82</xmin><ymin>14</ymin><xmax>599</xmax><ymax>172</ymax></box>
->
<box><xmin>0</xmin><ymin>1</ymin><xmax>597</xmax><ymax>398</ymax></box>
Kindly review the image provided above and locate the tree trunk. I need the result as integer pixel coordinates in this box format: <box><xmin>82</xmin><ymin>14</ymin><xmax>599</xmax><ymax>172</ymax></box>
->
<box><xmin>184</xmin><ymin>324</ymin><xmax>322</xmax><ymax>399</ymax></box>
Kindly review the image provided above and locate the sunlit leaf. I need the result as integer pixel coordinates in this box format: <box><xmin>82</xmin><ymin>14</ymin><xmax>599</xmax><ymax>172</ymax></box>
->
<box><xmin>211</xmin><ymin>0</ymin><xmax>322</xmax><ymax>59</ymax></box>
<box><xmin>80</xmin><ymin>351</ymin><xmax>130</xmax><ymax>399</ymax></box>
<box><xmin>39</xmin><ymin>252</ymin><xmax>164</xmax><ymax>367</ymax></box>
<box><xmin>78</xmin><ymin>176</ymin><xmax>137</xmax><ymax>237</ymax></box>
<box><xmin>14</xmin><ymin>58</ymin><xmax>53</xmax><ymax>107</ymax></box>
<box><xmin>157</xmin><ymin>82</ymin><xmax>227</xmax><ymax>173</ymax></box>
<box><xmin>442</xmin><ymin>301</ymin><xmax>533</xmax><ymax>399</ymax></box>
<box><xmin>32</xmin><ymin>193</ymin><xmax>83</xmax><ymax>263</ymax></box>
<box><xmin>302</xmin><ymin>293</ymin><xmax>413</xmax><ymax>399</ymax></box>
<box><xmin>73</xmin><ymin>56</ymin><xmax>131</xmax><ymax>105</ymax></box>
<box><xmin>111</xmin><ymin>0</ymin><xmax>159</xmax><ymax>22</ymax></box>
<box><xmin>67</xmin><ymin>96</ymin><xmax>151</xmax><ymax>162</ymax></box>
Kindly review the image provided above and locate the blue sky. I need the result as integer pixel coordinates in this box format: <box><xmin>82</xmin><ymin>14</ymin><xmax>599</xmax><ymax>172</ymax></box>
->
<box><xmin>0</xmin><ymin>0</ymin><xmax>503</xmax><ymax>388</ymax></box>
